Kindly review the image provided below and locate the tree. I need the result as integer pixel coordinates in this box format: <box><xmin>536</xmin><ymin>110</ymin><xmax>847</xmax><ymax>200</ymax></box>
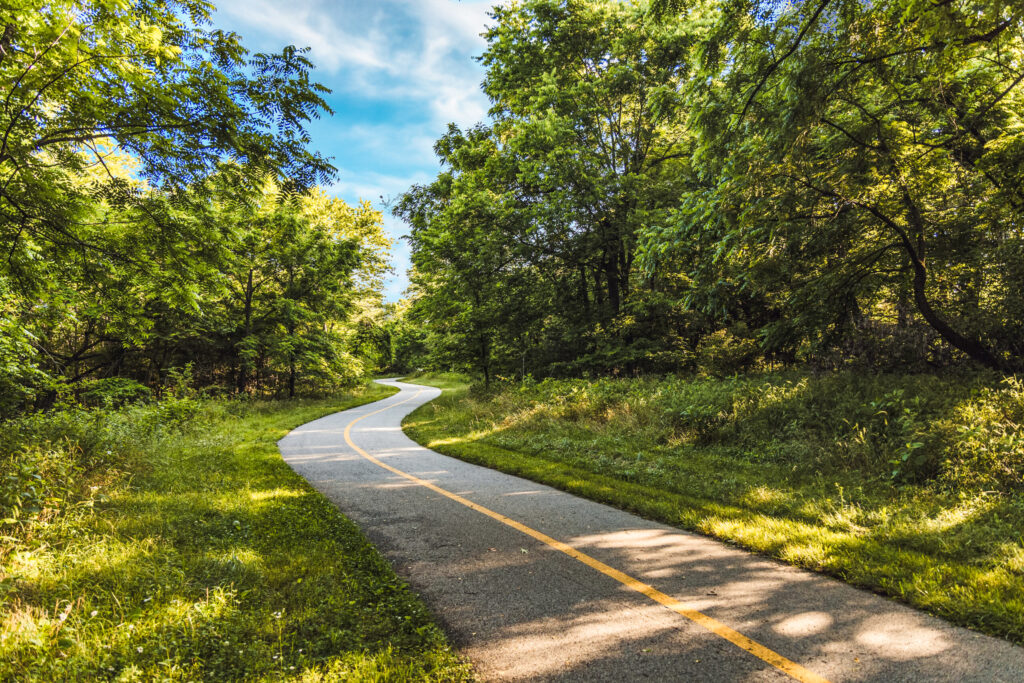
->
<box><xmin>400</xmin><ymin>0</ymin><xmax>699</xmax><ymax>380</ymax></box>
<box><xmin>397</xmin><ymin>130</ymin><xmax>537</xmax><ymax>385</ymax></box>
<box><xmin>482</xmin><ymin>0</ymin><xmax>691</xmax><ymax>319</ymax></box>
<box><xmin>1</xmin><ymin>0</ymin><xmax>333</xmax><ymax>299</ymax></box>
<box><xmin>645</xmin><ymin>0</ymin><xmax>1024</xmax><ymax>369</ymax></box>
<box><xmin>0</xmin><ymin>0</ymin><xmax>343</xmax><ymax>407</ymax></box>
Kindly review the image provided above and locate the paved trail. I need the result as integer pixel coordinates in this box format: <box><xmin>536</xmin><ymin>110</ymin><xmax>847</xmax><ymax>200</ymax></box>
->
<box><xmin>278</xmin><ymin>379</ymin><xmax>1024</xmax><ymax>682</ymax></box>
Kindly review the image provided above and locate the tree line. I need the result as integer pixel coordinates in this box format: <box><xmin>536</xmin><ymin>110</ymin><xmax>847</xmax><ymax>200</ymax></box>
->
<box><xmin>0</xmin><ymin>0</ymin><xmax>391</xmax><ymax>413</ymax></box>
<box><xmin>395</xmin><ymin>0</ymin><xmax>1024</xmax><ymax>382</ymax></box>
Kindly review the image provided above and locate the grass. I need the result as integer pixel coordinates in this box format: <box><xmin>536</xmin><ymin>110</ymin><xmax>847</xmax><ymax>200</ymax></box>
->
<box><xmin>1</xmin><ymin>383</ymin><xmax>472</xmax><ymax>681</ymax></box>
<box><xmin>401</xmin><ymin>372</ymin><xmax>1024</xmax><ymax>645</ymax></box>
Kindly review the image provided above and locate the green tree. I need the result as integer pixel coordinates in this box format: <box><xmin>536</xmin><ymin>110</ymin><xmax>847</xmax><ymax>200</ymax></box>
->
<box><xmin>645</xmin><ymin>0</ymin><xmax>1024</xmax><ymax>369</ymax></box>
<box><xmin>401</xmin><ymin>0</ymin><xmax>699</xmax><ymax>380</ymax></box>
<box><xmin>0</xmin><ymin>0</ymin><xmax>339</xmax><ymax>407</ymax></box>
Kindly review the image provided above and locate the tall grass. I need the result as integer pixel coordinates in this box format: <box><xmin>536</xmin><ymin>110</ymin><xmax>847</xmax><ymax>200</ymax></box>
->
<box><xmin>469</xmin><ymin>371</ymin><xmax>1024</xmax><ymax>490</ymax></box>
<box><xmin>404</xmin><ymin>371</ymin><xmax>1024</xmax><ymax>643</ymax></box>
<box><xmin>1</xmin><ymin>385</ymin><xmax>471</xmax><ymax>681</ymax></box>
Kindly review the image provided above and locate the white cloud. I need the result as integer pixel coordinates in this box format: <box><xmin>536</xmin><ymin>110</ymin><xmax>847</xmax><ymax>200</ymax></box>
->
<box><xmin>329</xmin><ymin>169</ymin><xmax>433</xmax><ymax>207</ymax></box>
<box><xmin>211</xmin><ymin>0</ymin><xmax>497</xmax><ymax>299</ymax></box>
<box><xmin>332</xmin><ymin>122</ymin><xmax>439</xmax><ymax>169</ymax></box>
<box><xmin>215</xmin><ymin>0</ymin><xmax>493</xmax><ymax>128</ymax></box>
<box><xmin>215</xmin><ymin>0</ymin><xmax>390</xmax><ymax>71</ymax></box>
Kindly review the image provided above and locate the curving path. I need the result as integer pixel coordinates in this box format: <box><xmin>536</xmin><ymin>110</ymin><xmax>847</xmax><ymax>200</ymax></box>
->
<box><xmin>278</xmin><ymin>379</ymin><xmax>1024</xmax><ymax>682</ymax></box>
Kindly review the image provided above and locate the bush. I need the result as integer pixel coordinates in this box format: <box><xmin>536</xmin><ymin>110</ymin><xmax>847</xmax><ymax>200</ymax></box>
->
<box><xmin>940</xmin><ymin>376</ymin><xmax>1024</xmax><ymax>492</ymax></box>
<box><xmin>0</xmin><ymin>442</ymin><xmax>82</xmax><ymax>525</ymax></box>
<box><xmin>0</xmin><ymin>392</ymin><xmax>210</xmax><ymax>536</ymax></box>
<box><xmin>463</xmin><ymin>370</ymin><xmax>1024</xmax><ymax>493</ymax></box>
<box><xmin>695</xmin><ymin>327</ymin><xmax>761</xmax><ymax>376</ymax></box>
<box><xmin>77</xmin><ymin>377</ymin><xmax>151</xmax><ymax>408</ymax></box>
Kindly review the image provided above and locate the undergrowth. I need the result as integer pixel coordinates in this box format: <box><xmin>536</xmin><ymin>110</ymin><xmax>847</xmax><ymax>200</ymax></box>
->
<box><xmin>1</xmin><ymin>382</ymin><xmax>471</xmax><ymax>681</ymax></box>
<box><xmin>403</xmin><ymin>370</ymin><xmax>1024</xmax><ymax>644</ymax></box>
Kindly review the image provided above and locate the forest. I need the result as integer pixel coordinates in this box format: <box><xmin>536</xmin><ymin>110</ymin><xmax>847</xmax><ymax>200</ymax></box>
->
<box><xmin>4</xmin><ymin>0</ymin><xmax>1022</xmax><ymax>406</ymax></box>
<box><xmin>396</xmin><ymin>0</ymin><xmax>1024</xmax><ymax>382</ymax></box>
<box><xmin>3</xmin><ymin>0</ymin><xmax>1024</xmax><ymax>678</ymax></box>
<box><xmin>0</xmin><ymin>0</ymin><xmax>395</xmax><ymax>415</ymax></box>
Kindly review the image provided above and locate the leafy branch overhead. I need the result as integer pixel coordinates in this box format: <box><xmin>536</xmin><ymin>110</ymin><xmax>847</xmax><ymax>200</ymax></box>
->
<box><xmin>0</xmin><ymin>0</ymin><xmax>395</xmax><ymax>409</ymax></box>
<box><xmin>400</xmin><ymin>0</ymin><xmax>1024</xmax><ymax>380</ymax></box>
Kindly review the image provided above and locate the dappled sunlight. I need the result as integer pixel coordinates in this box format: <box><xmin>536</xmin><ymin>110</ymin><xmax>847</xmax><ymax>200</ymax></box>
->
<box><xmin>248</xmin><ymin>488</ymin><xmax>303</xmax><ymax>502</ymax></box>
<box><xmin>284</xmin><ymin>452</ymin><xmax>363</xmax><ymax>465</ymax></box>
<box><xmin>853</xmin><ymin>615</ymin><xmax>951</xmax><ymax>660</ymax></box>
<box><xmin>372</xmin><ymin>481</ymin><xmax>433</xmax><ymax>490</ymax></box>
<box><xmin>888</xmin><ymin>496</ymin><xmax>997</xmax><ymax>537</ymax></box>
<box><xmin>7</xmin><ymin>534</ymin><xmax>160</xmax><ymax>585</ymax></box>
<box><xmin>465</xmin><ymin>600</ymin><xmax>686</xmax><ymax>680</ymax></box>
<box><xmin>282</xmin><ymin>429</ymin><xmax>347</xmax><ymax>436</ymax></box>
<box><xmin>373</xmin><ymin>446</ymin><xmax>432</xmax><ymax>456</ymax></box>
<box><xmin>773</xmin><ymin>611</ymin><xmax>833</xmax><ymax>637</ymax></box>
<box><xmin>740</xmin><ymin>485</ymin><xmax>793</xmax><ymax>508</ymax></box>
<box><xmin>501</xmin><ymin>489</ymin><xmax>555</xmax><ymax>497</ymax></box>
<box><xmin>427</xmin><ymin>427</ymin><xmax>502</xmax><ymax>447</ymax></box>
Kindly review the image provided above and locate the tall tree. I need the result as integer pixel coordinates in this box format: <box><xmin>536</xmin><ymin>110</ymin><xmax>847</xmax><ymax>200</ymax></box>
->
<box><xmin>0</xmin><ymin>0</ymin><xmax>339</xmax><ymax>406</ymax></box>
<box><xmin>645</xmin><ymin>0</ymin><xmax>1024</xmax><ymax>369</ymax></box>
<box><xmin>482</xmin><ymin>0</ymin><xmax>691</xmax><ymax>318</ymax></box>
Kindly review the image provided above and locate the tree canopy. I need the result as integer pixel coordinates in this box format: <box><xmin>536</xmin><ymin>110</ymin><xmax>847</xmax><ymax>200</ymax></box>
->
<box><xmin>397</xmin><ymin>0</ymin><xmax>1024</xmax><ymax>380</ymax></box>
<box><xmin>0</xmin><ymin>1</ymin><xmax>392</xmax><ymax>411</ymax></box>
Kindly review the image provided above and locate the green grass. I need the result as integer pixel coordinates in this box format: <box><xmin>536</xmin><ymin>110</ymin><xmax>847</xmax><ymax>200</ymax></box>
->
<box><xmin>1</xmin><ymin>384</ymin><xmax>472</xmax><ymax>681</ymax></box>
<box><xmin>401</xmin><ymin>372</ymin><xmax>1024</xmax><ymax>645</ymax></box>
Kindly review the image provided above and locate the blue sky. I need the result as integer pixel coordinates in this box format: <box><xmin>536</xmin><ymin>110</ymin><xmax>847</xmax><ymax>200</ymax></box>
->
<box><xmin>212</xmin><ymin>0</ymin><xmax>498</xmax><ymax>300</ymax></box>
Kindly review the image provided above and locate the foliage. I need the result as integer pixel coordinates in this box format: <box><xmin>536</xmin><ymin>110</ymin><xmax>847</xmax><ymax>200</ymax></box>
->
<box><xmin>0</xmin><ymin>0</ymin><xmax>332</xmax><ymax>264</ymax></box>
<box><xmin>399</xmin><ymin>0</ymin><xmax>1024</xmax><ymax>378</ymax></box>
<box><xmin>403</xmin><ymin>372</ymin><xmax>1024</xmax><ymax>642</ymax></box>
<box><xmin>0</xmin><ymin>385</ymin><xmax>471</xmax><ymax>681</ymax></box>
<box><xmin>641</xmin><ymin>0</ymin><xmax>1024</xmax><ymax>370</ymax></box>
<box><xmin>942</xmin><ymin>377</ymin><xmax>1024</xmax><ymax>492</ymax></box>
<box><xmin>0</xmin><ymin>1</ymin><xmax>394</xmax><ymax>412</ymax></box>
<box><xmin>396</xmin><ymin>0</ymin><xmax>694</xmax><ymax>382</ymax></box>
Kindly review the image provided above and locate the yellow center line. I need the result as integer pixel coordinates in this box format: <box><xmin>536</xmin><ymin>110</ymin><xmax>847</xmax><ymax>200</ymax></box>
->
<box><xmin>343</xmin><ymin>386</ymin><xmax>830</xmax><ymax>683</ymax></box>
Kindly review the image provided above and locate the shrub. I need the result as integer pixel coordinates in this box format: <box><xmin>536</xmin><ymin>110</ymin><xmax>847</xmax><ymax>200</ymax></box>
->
<box><xmin>0</xmin><ymin>441</ymin><xmax>82</xmax><ymax>526</ymax></box>
<box><xmin>940</xmin><ymin>376</ymin><xmax>1024</xmax><ymax>492</ymax></box>
<box><xmin>77</xmin><ymin>377</ymin><xmax>151</xmax><ymax>408</ymax></box>
<box><xmin>458</xmin><ymin>370</ymin><xmax>1024</xmax><ymax>493</ymax></box>
<box><xmin>695</xmin><ymin>327</ymin><xmax>761</xmax><ymax>376</ymax></box>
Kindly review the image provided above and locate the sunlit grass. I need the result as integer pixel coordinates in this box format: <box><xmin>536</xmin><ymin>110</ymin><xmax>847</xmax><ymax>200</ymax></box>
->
<box><xmin>402</xmin><ymin>373</ymin><xmax>1024</xmax><ymax>644</ymax></box>
<box><xmin>1</xmin><ymin>384</ymin><xmax>472</xmax><ymax>681</ymax></box>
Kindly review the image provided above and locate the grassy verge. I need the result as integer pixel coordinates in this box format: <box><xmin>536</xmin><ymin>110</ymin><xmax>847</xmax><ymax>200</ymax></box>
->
<box><xmin>402</xmin><ymin>372</ymin><xmax>1024</xmax><ymax>645</ymax></box>
<box><xmin>1</xmin><ymin>383</ymin><xmax>472</xmax><ymax>681</ymax></box>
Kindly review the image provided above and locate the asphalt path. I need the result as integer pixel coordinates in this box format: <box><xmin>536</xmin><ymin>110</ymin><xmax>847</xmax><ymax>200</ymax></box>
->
<box><xmin>278</xmin><ymin>379</ymin><xmax>1024</xmax><ymax>682</ymax></box>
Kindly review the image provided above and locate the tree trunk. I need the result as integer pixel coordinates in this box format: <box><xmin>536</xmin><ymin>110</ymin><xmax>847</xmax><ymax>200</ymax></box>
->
<box><xmin>0</xmin><ymin>25</ymin><xmax>14</xmax><ymax>68</ymax></box>
<box><xmin>606</xmin><ymin>260</ymin><xmax>621</xmax><ymax>315</ymax></box>
<box><xmin>894</xmin><ymin>196</ymin><xmax>1006</xmax><ymax>371</ymax></box>
<box><xmin>605</xmin><ymin>241</ymin><xmax>621</xmax><ymax>316</ymax></box>
<box><xmin>907</xmin><ymin>254</ymin><xmax>1004</xmax><ymax>370</ymax></box>
<box><xmin>479</xmin><ymin>334</ymin><xmax>490</xmax><ymax>388</ymax></box>
<box><xmin>236</xmin><ymin>268</ymin><xmax>254</xmax><ymax>394</ymax></box>
<box><xmin>577</xmin><ymin>264</ymin><xmax>589</xmax><ymax>317</ymax></box>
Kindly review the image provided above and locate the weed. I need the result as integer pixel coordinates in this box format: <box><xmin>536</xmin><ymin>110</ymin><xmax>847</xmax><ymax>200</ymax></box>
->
<box><xmin>1</xmin><ymin>384</ymin><xmax>472</xmax><ymax>681</ymax></box>
<box><xmin>403</xmin><ymin>371</ymin><xmax>1024</xmax><ymax>644</ymax></box>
